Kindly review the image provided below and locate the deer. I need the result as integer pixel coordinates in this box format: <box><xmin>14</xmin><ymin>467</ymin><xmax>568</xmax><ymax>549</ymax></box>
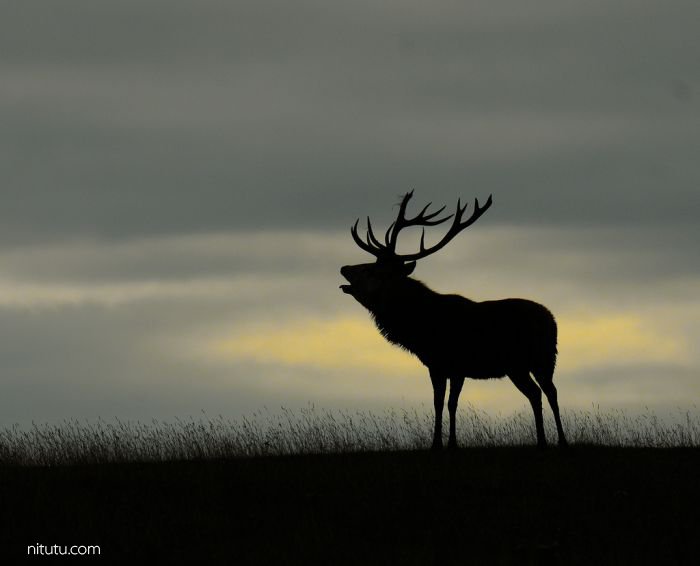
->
<box><xmin>339</xmin><ymin>190</ymin><xmax>567</xmax><ymax>450</ymax></box>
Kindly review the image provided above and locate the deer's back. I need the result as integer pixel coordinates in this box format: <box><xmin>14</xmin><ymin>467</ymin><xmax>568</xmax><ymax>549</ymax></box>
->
<box><xmin>412</xmin><ymin>294</ymin><xmax>558</xmax><ymax>378</ymax></box>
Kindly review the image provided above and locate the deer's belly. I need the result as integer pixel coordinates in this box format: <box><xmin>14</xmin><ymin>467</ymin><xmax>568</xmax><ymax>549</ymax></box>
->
<box><xmin>418</xmin><ymin>345</ymin><xmax>510</xmax><ymax>379</ymax></box>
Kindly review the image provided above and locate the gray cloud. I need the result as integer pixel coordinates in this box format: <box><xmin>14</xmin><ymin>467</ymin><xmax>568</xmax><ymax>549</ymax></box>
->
<box><xmin>1</xmin><ymin>0</ymin><xmax>698</xmax><ymax>244</ymax></box>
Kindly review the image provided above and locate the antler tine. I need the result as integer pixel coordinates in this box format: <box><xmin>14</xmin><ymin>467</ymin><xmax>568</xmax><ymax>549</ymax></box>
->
<box><xmin>398</xmin><ymin>189</ymin><xmax>415</xmax><ymax>213</ymax></box>
<box><xmin>351</xmin><ymin>218</ymin><xmax>381</xmax><ymax>257</ymax></box>
<box><xmin>412</xmin><ymin>202</ymin><xmax>452</xmax><ymax>225</ymax></box>
<box><xmin>458</xmin><ymin>194</ymin><xmax>493</xmax><ymax>229</ymax></box>
<box><xmin>386</xmin><ymin>191</ymin><xmax>454</xmax><ymax>252</ymax></box>
<box><xmin>384</xmin><ymin>221</ymin><xmax>396</xmax><ymax>247</ymax></box>
<box><xmin>365</xmin><ymin>217</ymin><xmax>385</xmax><ymax>249</ymax></box>
<box><xmin>385</xmin><ymin>191</ymin><xmax>414</xmax><ymax>251</ymax></box>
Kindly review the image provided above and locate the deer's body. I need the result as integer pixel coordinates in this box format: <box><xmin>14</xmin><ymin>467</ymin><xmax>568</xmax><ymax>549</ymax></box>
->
<box><xmin>367</xmin><ymin>277</ymin><xmax>557</xmax><ymax>380</ymax></box>
<box><xmin>340</xmin><ymin>191</ymin><xmax>567</xmax><ymax>449</ymax></box>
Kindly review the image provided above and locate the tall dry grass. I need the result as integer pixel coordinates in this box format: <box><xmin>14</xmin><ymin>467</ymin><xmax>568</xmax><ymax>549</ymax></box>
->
<box><xmin>1</xmin><ymin>404</ymin><xmax>698</xmax><ymax>466</ymax></box>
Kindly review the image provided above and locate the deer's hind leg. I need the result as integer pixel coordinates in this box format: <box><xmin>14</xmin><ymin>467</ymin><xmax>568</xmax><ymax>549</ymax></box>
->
<box><xmin>533</xmin><ymin>368</ymin><xmax>568</xmax><ymax>447</ymax></box>
<box><xmin>507</xmin><ymin>371</ymin><xmax>546</xmax><ymax>448</ymax></box>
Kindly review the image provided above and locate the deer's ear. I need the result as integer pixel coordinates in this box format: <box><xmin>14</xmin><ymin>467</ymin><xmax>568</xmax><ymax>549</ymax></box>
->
<box><xmin>402</xmin><ymin>261</ymin><xmax>416</xmax><ymax>276</ymax></box>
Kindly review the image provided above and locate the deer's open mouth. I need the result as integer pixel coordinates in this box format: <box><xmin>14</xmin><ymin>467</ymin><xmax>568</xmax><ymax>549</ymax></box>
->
<box><xmin>340</xmin><ymin>266</ymin><xmax>354</xmax><ymax>294</ymax></box>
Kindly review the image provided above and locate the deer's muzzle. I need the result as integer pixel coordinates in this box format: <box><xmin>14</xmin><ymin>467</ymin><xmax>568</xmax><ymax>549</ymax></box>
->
<box><xmin>339</xmin><ymin>266</ymin><xmax>354</xmax><ymax>294</ymax></box>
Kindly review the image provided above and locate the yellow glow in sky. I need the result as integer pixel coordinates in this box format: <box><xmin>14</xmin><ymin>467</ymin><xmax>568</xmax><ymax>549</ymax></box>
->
<box><xmin>209</xmin><ymin>310</ymin><xmax>689</xmax><ymax>380</ymax></box>
<box><xmin>557</xmin><ymin>313</ymin><xmax>688</xmax><ymax>372</ymax></box>
<box><xmin>211</xmin><ymin>316</ymin><xmax>422</xmax><ymax>377</ymax></box>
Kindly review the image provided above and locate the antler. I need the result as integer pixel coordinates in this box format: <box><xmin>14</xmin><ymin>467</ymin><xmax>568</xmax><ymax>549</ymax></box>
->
<box><xmin>351</xmin><ymin>190</ymin><xmax>493</xmax><ymax>261</ymax></box>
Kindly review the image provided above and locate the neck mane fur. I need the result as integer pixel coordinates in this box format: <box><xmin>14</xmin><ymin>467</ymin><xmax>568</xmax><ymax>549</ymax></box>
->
<box><xmin>367</xmin><ymin>277</ymin><xmax>448</xmax><ymax>355</ymax></box>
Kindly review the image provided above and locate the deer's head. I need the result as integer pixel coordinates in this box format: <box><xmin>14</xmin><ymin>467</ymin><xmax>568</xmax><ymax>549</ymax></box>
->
<box><xmin>340</xmin><ymin>190</ymin><xmax>492</xmax><ymax>308</ymax></box>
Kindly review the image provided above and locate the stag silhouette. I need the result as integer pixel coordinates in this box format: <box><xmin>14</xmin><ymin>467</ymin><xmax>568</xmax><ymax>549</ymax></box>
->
<box><xmin>340</xmin><ymin>191</ymin><xmax>567</xmax><ymax>449</ymax></box>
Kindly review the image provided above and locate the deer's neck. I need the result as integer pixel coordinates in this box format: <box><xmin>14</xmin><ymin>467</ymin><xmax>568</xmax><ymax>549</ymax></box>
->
<box><xmin>368</xmin><ymin>278</ymin><xmax>442</xmax><ymax>351</ymax></box>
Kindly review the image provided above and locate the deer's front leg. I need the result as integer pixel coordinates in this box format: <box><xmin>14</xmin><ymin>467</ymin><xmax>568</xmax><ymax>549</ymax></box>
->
<box><xmin>447</xmin><ymin>377</ymin><xmax>465</xmax><ymax>450</ymax></box>
<box><xmin>430</xmin><ymin>372</ymin><xmax>447</xmax><ymax>450</ymax></box>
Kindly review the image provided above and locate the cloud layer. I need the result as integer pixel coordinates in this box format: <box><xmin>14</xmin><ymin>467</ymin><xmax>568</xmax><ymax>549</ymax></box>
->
<box><xmin>0</xmin><ymin>228</ymin><xmax>697</xmax><ymax>426</ymax></box>
<box><xmin>2</xmin><ymin>0</ymin><xmax>698</xmax><ymax>243</ymax></box>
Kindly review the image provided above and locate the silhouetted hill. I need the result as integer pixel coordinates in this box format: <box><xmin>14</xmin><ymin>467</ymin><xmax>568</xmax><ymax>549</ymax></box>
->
<box><xmin>2</xmin><ymin>446</ymin><xmax>698</xmax><ymax>564</ymax></box>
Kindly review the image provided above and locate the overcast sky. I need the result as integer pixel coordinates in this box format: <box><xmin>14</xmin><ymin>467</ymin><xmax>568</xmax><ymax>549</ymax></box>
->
<box><xmin>1</xmin><ymin>0</ymin><xmax>698</xmax><ymax>427</ymax></box>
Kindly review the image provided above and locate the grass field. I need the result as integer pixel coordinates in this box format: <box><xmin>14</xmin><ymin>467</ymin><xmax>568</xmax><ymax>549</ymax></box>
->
<box><xmin>1</xmin><ymin>404</ymin><xmax>698</xmax><ymax>465</ymax></box>
<box><xmin>2</xmin><ymin>407</ymin><xmax>699</xmax><ymax>563</ymax></box>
